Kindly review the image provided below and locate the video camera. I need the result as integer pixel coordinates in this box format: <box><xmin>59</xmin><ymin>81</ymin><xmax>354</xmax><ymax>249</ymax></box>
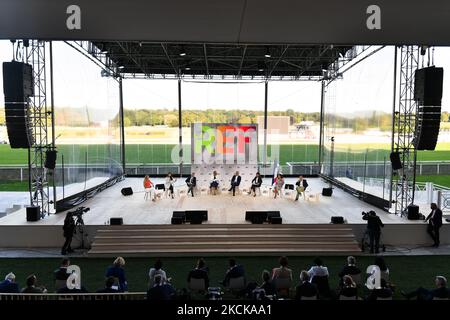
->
<box><xmin>68</xmin><ymin>206</ymin><xmax>90</xmax><ymax>224</ymax></box>
<box><xmin>362</xmin><ymin>210</ymin><xmax>376</xmax><ymax>218</ymax></box>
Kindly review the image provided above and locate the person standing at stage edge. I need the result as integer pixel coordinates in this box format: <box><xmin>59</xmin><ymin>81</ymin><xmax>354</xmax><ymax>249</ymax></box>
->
<box><xmin>362</xmin><ymin>211</ymin><xmax>384</xmax><ymax>254</ymax></box>
<box><xmin>425</xmin><ymin>203</ymin><xmax>443</xmax><ymax>247</ymax></box>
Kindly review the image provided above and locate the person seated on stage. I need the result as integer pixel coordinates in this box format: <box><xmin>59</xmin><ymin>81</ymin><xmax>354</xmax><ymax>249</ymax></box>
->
<box><xmin>148</xmin><ymin>258</ymin><xmax>170</xmax><ymax>288</ymax></box>
<box><xmin>0</xmin><ymin>272</ymin><xmax>20</xmax><ymax>293</ymax></box>
<box><xmin>366</xmin><ymin>278</ymin><xmax>393</xmax><ymax>301</ymax></box>
<box><xmin>295</xmin><ymin>271</ymin><xmax>318</xmax><ymax>300</ymax></box>
<box><xmin>185</xmin><ymin>172</ymin><xmax>197</xmax><ymax>197</ymax></box>
<box><xmin>187</xmin><ymin>258</ymin><xmax>210</xmax><ymax>289</ymax></box>
<box><xmin>248</xmin><ymin>172</ymin><xmax>263</xmax><ymax>197</ymax></box>
<box><xmin>105</xmin><ymin>257</ymin><xmax>128</xmax><ymax>292</ymax></box>
<box><xmin>402</xmin><ymin>276</ymin><xmax>450</xmax><ymax>300</ymax></box>
<box><xmin>209</xmin><ymin>170</ymin><xmax>220</xmax><ymax>195</ymax></box>
<box><xmin>165</xmin><ymin>172</ymin><xmax>177</xmax><ymax>199</ymax></box>
<box><xmin>338</xmin><ymin>256</ymin><xmax>361</xmax><ymax>287</ymax></box>
<box><xmin>143</xmin><ymin>175</ymin><xmax>156</xmax><ymax>202</ymax></box>
<box><xmin>147</xmin><ymin>274</ymin><xmax>176</xmax><ymax>301</ymax></box>
<box><xmin>338</xmin><ymin>275</ymin><xmax>358</xmax><ymax>299</ymax></box>
<box><xmin>220</xmin><ymin>259</ymin><xmax>246</xmax><ymax>287</ymax></box>
<box><xmin>272</xmin><ymin>174</ymin><xmax>284</xmax><ymax>199</ymax></box>
<box><xmin>96</xmin><ymin>276</ymin><xmax>120</xmax><ymax>293</ymax></box>
<box><xmin>21</xmin><ymin>274</ymin><xmax>47</xmax><ymax>293</ymax></box>
<box><xmin>228</xmin><ymin>171</ymin><xmax>242</xmax><ymax>196</ymax></box>
<box><xmin>294</xmin><ymin>175</ymin><xmax>309</xmax><ymax>201</ymax></box>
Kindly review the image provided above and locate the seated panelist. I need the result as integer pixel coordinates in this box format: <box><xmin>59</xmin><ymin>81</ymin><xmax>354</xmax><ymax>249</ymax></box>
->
<box><xmin>228</xmin><ymin>171</ymin><xmax>241</xmax><ymax>196</ymax></box>
<box><xmin>248</xmin><ymin>172</ymin><xmax>263</xmax><ymax>197</ymax></box>
<box><xmin>210</xmin><ymin>171</ymin><xmax>220</xmax><ymax>195</ymax></box>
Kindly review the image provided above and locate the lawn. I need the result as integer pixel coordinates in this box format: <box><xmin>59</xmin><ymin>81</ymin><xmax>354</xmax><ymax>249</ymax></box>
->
<box><xmin>415</xmin><ymin>175</ymin><xmax>450</xmax><ymax>188</ymax></box>
<box><xmin>0</xmin><ymin>255</ymin><xmax>449</xmax><ymax>299</ymax></box>
<box><xmin>0</xmin><ymin>180</ymin><xmax>29</xmax><ymax>191</ymax></box>
<box><xmin>1</xmin><ymin>143</ymin><xmax>450</xmax><ymax>165</ymax></box>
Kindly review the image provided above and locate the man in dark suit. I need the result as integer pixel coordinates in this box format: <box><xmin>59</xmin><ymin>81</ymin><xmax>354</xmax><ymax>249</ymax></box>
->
<box><xmin>221</xmin><ymin>259</ymin><xmax>245</xmax><ymax>286</ymax></box>
<box><xmin>0</xmin><ymin>273</ymin><xmax>20</xmax><ymax>293</ymax></box>
<box><xmin>295</xmin><ymin>271</ymin><xmax>317</xmax><ymax>300</ymax></box>
<box><xmin>228</xmin><ymin>171</ymin><xmax>242</xmax><ymax>196</ymax></box>
<box><xmin>425</xmin><ymin>203</ymin><xmax>443</xmax><ymax>247</ymax></box>
<box><xmin>187</xmin><ymin>258</ymin><xmax>209</xmax><ymax>289</ymax></box>
<box><xmin>363</xmin><ymin>211</ymin><xmax>384</xmax><ymax>253</ymax></box>
<box><xmin>185</xmin><ymin>172</ymin><xmax>197</xmax><ymax>197</ymax></box>
<box><xmin>402</xmin><ymin>276</ymin><xmax>449</xmax><ymax>300</ymax></box>
<box><xmin>147</xmin><ymin>274</ymin><xmax>176</xmax><ymax>300</ymax></box>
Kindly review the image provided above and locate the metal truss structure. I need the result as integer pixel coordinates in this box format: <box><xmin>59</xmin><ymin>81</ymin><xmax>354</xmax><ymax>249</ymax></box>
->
<box><xmin>392</xmin><ymin>46</ymin><xmax>420</xmax><ymax>216</ymax></box>
<box><xmin>26</xmin><ymin>40</ymin><xmax>51</xmax><ymax>217</ymax></box>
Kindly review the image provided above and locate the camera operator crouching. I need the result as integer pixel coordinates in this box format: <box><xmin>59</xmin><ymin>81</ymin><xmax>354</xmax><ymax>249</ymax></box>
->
<box><xmin>362</xmin><ymin>211</ymin><xmax>384</xmax><ymax>254</ymax></box>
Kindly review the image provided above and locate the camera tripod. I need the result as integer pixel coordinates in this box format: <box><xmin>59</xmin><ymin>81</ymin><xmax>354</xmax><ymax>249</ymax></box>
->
<box><xmin>73</xmin><ymin>216</ymin><xmax>91</xmax><ymax>251</ymax></box>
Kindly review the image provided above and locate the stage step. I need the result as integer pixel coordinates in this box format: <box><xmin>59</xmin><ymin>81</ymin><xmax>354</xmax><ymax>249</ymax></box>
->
<box><xmin>88</xmin><ymin>224</ymin><xmax>361</xmax><ymax>256</ymax></box>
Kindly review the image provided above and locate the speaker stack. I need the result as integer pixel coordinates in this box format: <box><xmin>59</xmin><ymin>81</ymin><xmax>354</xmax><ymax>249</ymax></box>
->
<box><xmin>2</xmin><ymin>61</ymin><xmax>34</xmax><ymax>148</ymax></box>
<box><xmin>413</xmin><ymin>66</ymin><xmax>443</xmax><ymax>151</ymax></box>
<box><xmin>390</xmin><ymin>152</ymin><xmax>402</xmax><ymax>170</ymax></box>
<box><xmin>26</xmin><ymin>206</ymin><xmax>40</xmax><ymax>222</ymax></box>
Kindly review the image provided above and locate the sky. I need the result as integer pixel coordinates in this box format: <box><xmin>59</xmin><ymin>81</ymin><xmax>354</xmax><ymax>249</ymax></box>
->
<box><xmin>0</xmin><ymin>41</ymin><xmax>449</xmax><ymax>115</ymax></box>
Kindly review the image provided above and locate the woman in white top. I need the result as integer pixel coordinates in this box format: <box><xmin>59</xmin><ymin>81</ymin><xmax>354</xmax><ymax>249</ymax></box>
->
<box><xmin>209</xmin><ymin>170</ymin><xmax>220</xmax><ymax>195</ymax></box>
<box><xmin>165</xmin><ymin>172</ymin><xmax>177</xmax><ymax>199</ymax></box>
<box><xmin>148</xmin><ymin>258</ymin><xmax>170</xmax><ymax>288</ymax></box>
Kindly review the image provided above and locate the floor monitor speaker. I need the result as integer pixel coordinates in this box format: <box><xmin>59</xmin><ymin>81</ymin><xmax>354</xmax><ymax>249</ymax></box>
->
<box><xmin>121</xmin><ymin>187</ymin><xmax>133</xmax><ymax>196</ymax></box>
<box><xmin>110</xmin><ymin>217</ymin><xmax>123</xmax><ymax>225</ymax></box>
<box><xmin>26</xmin><ymin>206</ymin><xmax>40</xmax><ymax>222</ymax></box>
<box><xmin>322</xmin><ymin>188</ymin><xmax>333</xmax><ymax>197</ymax></box>
<box><xmin>331</xmin><ymin>216</ymin><xmax>344</xmax><ymax>224</ymax></box>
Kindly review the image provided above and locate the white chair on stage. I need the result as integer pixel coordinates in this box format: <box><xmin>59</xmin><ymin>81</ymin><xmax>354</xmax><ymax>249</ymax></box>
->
<box><xmin>144</xmin><ymin>188</ymin><xmax>154</xmax><ymax>201</ymax></box>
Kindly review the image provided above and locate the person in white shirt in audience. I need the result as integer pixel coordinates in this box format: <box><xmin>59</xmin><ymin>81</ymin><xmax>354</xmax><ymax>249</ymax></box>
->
<box><xmin>307</xmin><ymin>257</ymin><xmax>329</xmax><ymax>282</ymax></box>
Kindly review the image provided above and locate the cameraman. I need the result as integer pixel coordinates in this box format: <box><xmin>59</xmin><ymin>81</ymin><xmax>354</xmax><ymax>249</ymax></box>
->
<box><xmin>363</xmin><ymin>211</ymin><xmax>384</xmax><ymax>254</ymax></box>
<box><xmin>61</xmin><ymin>211</ymin><xmax>75</xmax><ymax>255</ymax></box>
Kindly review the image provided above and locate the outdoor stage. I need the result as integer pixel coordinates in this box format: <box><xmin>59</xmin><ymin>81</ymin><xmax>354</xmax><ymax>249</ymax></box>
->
<box><xmin>0</xmin><ymin>177</ymin><xmax>448</xmax><ymax>255</ymax></box>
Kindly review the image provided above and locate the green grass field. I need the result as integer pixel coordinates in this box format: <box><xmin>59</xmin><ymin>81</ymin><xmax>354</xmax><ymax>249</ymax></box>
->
<box><xmin>0</xmin><ymin>255</ymin><xmax>449</xmax><ymax>299</ymax></box>
<box><xmin>1</xmin><ymin>143</ymin><xmax>450</xmax><ymax>165</ymax></box>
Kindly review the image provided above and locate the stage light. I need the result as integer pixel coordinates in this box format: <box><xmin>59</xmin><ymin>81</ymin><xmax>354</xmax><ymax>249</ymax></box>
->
<box><xmin>264</xmin><ymin>48</ymin><xmax>271</xmax><ymax>58</ymax></box>
<box><xmin>118</xmin><ymin>65</ymin><xmax>125</xmax><ymax>69</ymax></box>
<box><xmin>179</xmin><ymin>45</ymin><xmax>187</xmax><ymax>56</ymax></box>
<box><xmin>257</xmin><ymin>61</ymin><xmax>265</xmax><ymax>72</ymax></box>
<box><xmin>185</xmin><ymin>65</ymin><xmax>191</xmax><ymax>71</ymax></box>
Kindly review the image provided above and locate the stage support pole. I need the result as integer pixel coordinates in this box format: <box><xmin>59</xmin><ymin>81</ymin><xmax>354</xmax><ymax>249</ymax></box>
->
<box><xmin>318</xmin><ymin>80</ymin><xmax>325</xmax><ymax>174</ymax></box>
<box><xmin>119</xmin><ymin>77</ymin><xmax>126</xmax><ymax>174</ymax></box>
<box><xmin>49</xmin><ymin>41</ymin><xmax>57</xmax><ymax>210</ymax></box>
<box><xmin>389</xmin><ymin>46</ymin><xmax>398</xmax><ymax>210</ymax></box>
<box><xmin>263</xmin><ymin>80</ymin><xmax>268</xmax><ymax>177</ymax></box>
<box><xmin>178</xmin><ymin>78</ymin><xmax>183</xmax><ymax>176</ymax></box>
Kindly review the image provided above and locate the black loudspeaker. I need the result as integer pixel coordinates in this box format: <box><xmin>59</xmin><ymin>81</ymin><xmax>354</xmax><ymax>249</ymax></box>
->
<box><xmin>121</xmin><ymin>187</ymin><xmax>133</xmax><ymax>196</ymax></box>
<box><xmin>284</xmin><ymin>184</ymin><xmax>294</xmax><ymax>190</ymax></box>
<box><xmin>271</xmin><ymin>217</ymin><xmax>282</xmax><ymax>224</ymax></box>
<box><xmin>26</xmin><ymin>206</ymin><xmax>40</xmax><ymax>222</ymax></box>
<box><xmin>155</xmin><ymin>184</ymin><xmax>165</xmax><ymax>190</ymax></box>
<box><xmin>407</xmin><ymin>205</ymin><xmax>420</xmax><ymax>220</ymax></box>
<box><xmin>322</xmin><ymin>188</ymin><xmax>332</xmax><ymax>197</ymax></box>
<box><xmin>267</xmin><ymin>211</ymin><xmax>281</xmax><ymax>223</ymax></box>
<box><xmin>390</xmin><ymin>152</ymin><xmax>402</xmax><ymax>170</ymax></box>
<box><xmin>414</xmin><ymin>67</ymin><xmax>443</xmax><ymax>106</ymax></box>
<box><xmin>44</xmin><ymin>150</ymin><xmax>57</xmax><ymax>169</ymax></box>
<box><xmin>110</xmin><ymin>217</ymin><xmax>123</xmax><ymax>225</ymax></box>
<box><xmin>172</xmin><ymin>211</ymin><xmax>186</xmax><ymax>223</ymax></box>
<box><xmin>414</xmin><ymin>106</ymin><xmax>441</xmax><ymax>150</ymax></box>
<box><xmin>185</xmin><ymin>210</ymin><xmax>208</xmax><ymax>222</ymax></box>
<box><xmin>245</xmin><ymin>211</ymin><xmax>268</xmax><ymax>223</ymax></box>
<box><xmin>171</xmin><ymin>217</ymin><xmax>183</xmax><ymax>224</ymax></box>
<box><xmin>331</xmin><ymin>216</ymin><xmax>344</xmax><ymax>224</ymax></box>
<box><xmin>3</xmin><ymin>61</ymin><xmax>34</xmax><ymax>149</ymax></box>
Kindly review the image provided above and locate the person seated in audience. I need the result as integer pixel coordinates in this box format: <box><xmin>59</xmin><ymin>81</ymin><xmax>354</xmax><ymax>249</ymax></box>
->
<box><xmin>21</xmin><ymin>275</ymin><xmax>47</xmax><ymax>293</ymax></box>
<box><xmin>143</xmin><ymin>175</ymin><xmax>156</xmax><ymax>202</ymax></box>
<box><xmin>165</xmin><ymin>172</ymin><xmax>177</xmax><ymax>199</ymax></box>
<box><xmin>148</xmin><ymin>258</ymin><xmax>170</xmax><ymax>288</ymax></box>
<box><xmin>54</xmin><ymin>258</ymin><xmax>71</xmax><ymax>282</ymax></box>
<box><xmin>374</xmin><ymin>256</ymin><xmax>390</xmax><ymax>281</ymax></box>
<box><xmin>295</xmin><ymin>271</ymin><xmax>318</xmax><ymax>300</ymax></box>
<box><xmin>57</xmin><ymin>275</ymin><xmax>88</xmax><ymax>293</ymax></box>
<box><xmin>220</xmin><ymin>258</ymin><xmax>245</xmax><ymax>287</ymax></box>
<box><xmin>259</xmin><ymin>270</ymin><xmax>276</xmax><ymax>297</ymax></box>
<box><xmin>401</xmin><ymin>275</ymin><xmax>450</xmax><ymax>300</ymax></box>
<box><xmin>338</xmin><ymin>275</ymin><xmax>358</xmax><ymax>299</ymax></box>
<box><xmin>338</xmin><ymin>256</ymin><xmax>361</xmax><ymax>287</ymax></box>
<box><xmin>187</xmin><ymin>258</ymin><xmax>210</xmax><ymax>289</ymax></box>
<box><xmin>273</xmin><ymin>174</ymin><xmax>284</xmax><ymax>199</ymax></box>
<box><xmin>248</xmin><ymin>172</ymin><xmax>262</xmax><ymax>197</ymax></box>
<box><xmin>96</xmin><ymin>276</ymin><xmax>120</xmax><ymax>293</ymax></box>
<box><xmin>147</xmin><ymin>274</ymin><xmax>176</xmax><ymax>300</ymax></box>
<box><xmin>272</xmin><ymin>256</ymin><xmax>293</xmax><ymax>281</ymax></box>
<box><xmin>294</xmin><ymin>175</ymin><xmax>308</xmax><ymax>201</ymax></box>
<box><xmin>0</xmin><ymin>272</ymin><xmax>19</xmax><ymax>293</ymax></box>
<box><xmin>366</xmin><ymin>279</ymin><xmax>393</xmax><ymax>300</ymax></box>
<box><xmin>185</xmin><ymin>172</ymin><xmax>197</xmax><ymax>197</ymax></box>
<box><xmin>210</xmin><ymin>171</ymin><xmax>220</xmax><ymax>195</ymax></box>
<box><xmin>307</xmin><ymin>257</ymin><xmax>329</xmax><ymax>281</ymax></box>
<box><xmin>105</xmin><ymin>256</ymin><xmax>128</xmax><ymax>292</ymax></box>
<box><xmin>228</xmin><ymin>171</ymin><xmax>241</xmax><ymax>196</ymax></box>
